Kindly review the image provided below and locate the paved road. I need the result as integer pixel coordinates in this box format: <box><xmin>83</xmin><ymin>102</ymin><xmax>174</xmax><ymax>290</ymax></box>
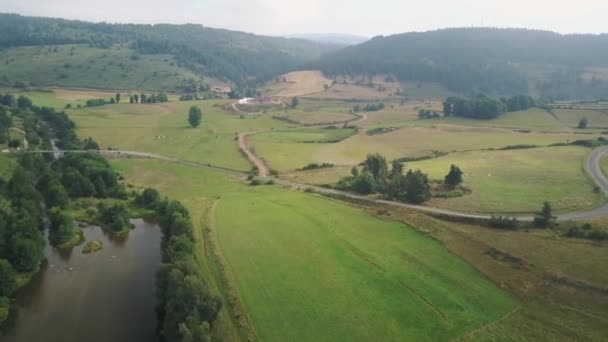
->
<box><xmin>10</xmin><ymin>147</ymin><xmax>608</xmax><ymax>221</ymax></box>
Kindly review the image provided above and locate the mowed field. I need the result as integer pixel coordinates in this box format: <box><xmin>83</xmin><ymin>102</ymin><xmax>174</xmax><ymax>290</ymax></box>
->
<box><xmin>114</xmin><ymin>159</ymin><xmax>516</xmax><ymax>341</ymax></box>
<box><xmin>250</xmin><ymin>125</ymin><xmax>591</xmax><ymax>171</ymax></box>
<box><xmin>261</xmin><ymin>71</ymin><xmax>332</xmax><ymax>97</ymax></box>
<box><xmin>409</xmin><ymin>146</ymin><xmax>601</xmax><ymax>213</ymax></box>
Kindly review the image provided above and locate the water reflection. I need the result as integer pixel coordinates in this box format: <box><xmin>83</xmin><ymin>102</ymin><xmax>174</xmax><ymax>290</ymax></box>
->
<box><xmin>2</xmin><ymin>219</ymin><xmax>161</xmax><ymax>342</ymax></box>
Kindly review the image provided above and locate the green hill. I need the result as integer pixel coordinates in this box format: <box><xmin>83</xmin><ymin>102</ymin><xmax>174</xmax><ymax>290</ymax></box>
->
<box><xmin>0</xmin><ymin>13</ymin><xmax>341</xmax><ymax>92</ymax></box>
<box><xmin>0</xmin><ymin>44</ymin><xmax>210</xmax><ymax>92</ymax></box>
<box><xmin>312</xmin><ymin>28</ymin><xmax>608</xmax><ymax>99</ymax></box>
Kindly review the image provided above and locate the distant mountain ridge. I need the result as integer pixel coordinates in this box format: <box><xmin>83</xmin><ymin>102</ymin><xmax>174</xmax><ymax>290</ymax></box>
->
<box><xmin>0</xmin><ymin>13</ymin><xmax>341</xmax><ymax>91</ymax></box>
<box><xmin>286</xmin><ymin>33</ymin><xmax>369</xmax><ymax>46</ymax></box>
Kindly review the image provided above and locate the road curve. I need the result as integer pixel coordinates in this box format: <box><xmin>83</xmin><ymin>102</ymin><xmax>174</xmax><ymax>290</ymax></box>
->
<box><xmin>9</xmin><ymin>147</ymin><xmax>608</xmax><ymax>222</ymax></box>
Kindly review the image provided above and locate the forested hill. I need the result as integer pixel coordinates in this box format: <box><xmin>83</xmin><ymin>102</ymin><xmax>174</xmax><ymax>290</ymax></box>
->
<box><xmin>312</xmin><ymin>28</ymin><xmax>608</xmax><ymax>99</ymax></box>
<box><xmin>0</xmin><ymin>13</ymin><xmax>341</xmax><ymax>91</ymax></box>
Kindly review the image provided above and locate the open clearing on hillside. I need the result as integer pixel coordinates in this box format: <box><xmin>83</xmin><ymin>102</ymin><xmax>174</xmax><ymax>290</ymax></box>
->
<box><xmin>0</xmin><ymin>44</ymin><xmax>206</xmax><ymax>91</ymax></box>
<box><xmin>113</xmin><ymin>159</ymin><xmax>515</xmax><ymax>342</ymax></box>
<box><xmin>262</xmin><ymin>71</ymin><xmax>332</xmax><ymax>97</ymax></box>
<box><xmin>1</xmin><ymin>88</ymin><xmax>124</xmax><ymax>109</ymax></box>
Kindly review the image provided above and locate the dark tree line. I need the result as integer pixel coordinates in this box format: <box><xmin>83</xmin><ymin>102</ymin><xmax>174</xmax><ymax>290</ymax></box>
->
<box><xmin>443</xmin><ymin>95</ymin><xmax>535</xmax><ymax>119</ymax></box>
<box><xmin>0</xmin><ymin>154</ymin><xmax>48</xmax><ymax>320</ymax></box>
<box><xmin>133</xmin><ymin>188</ymin><xmax>222</xmax><ymax>341</ymax></box>
<box><xmin>87</xmin><ymin>93</ymin><xmax>168</xmax><ymax>107</ymax></box>
<box><xmin>353</xmin><ymin>103</ymin><xmax>385</xmax><ymax>113</ymax></box>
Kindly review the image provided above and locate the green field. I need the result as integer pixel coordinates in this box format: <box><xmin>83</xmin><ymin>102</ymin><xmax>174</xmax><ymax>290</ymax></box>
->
<box><xmin>250</xmin><ymin>124</ymin><xmax>591</xmax><ymax>171</ymax></box>
<box><xmin>406</xmin><ymin>146</ymin><xmax>601</xmax><ymax>213</ymax></box>
<box><xmin>114</xmin><ymin>159</ymin><xmax>515</xmax><ymax>341</ymax></box>
<box><xmin>0</xmin><ymin>44</ymin><xmax>207</xmax><ymax>92</ymax></box>
<box><xmin>283</xmin><ymin>146</ymin><xmax>601</xmax><ymax>213</ymax></box>
<box><xmin>69</xmin><ymin>100</ymin><xmax>292</xmax><ymax>170</ymax></box>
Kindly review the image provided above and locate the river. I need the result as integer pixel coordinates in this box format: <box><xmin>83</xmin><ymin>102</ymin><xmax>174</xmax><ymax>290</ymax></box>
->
<box><xmin>1</xmin><ymin>219</ymin><xmax>162</xmax><ymax>342</ymax></box>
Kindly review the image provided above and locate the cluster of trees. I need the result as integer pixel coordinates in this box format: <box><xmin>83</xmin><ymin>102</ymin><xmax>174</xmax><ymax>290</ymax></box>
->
<box><xmin>443</xmin><ymin>95</ymin><xmax>535</xmax><ymax>120</ymax></box>
<box><xmin>336</xmin><ymin>154</ymin><xmax>432</xmax><ymax>204</ymax></box>
<box><xmin>86</xmin><ymin>93</ymin><xmax>169</xmax><ymax>107</ymax></box>
<box><xmin>0</xmin><ymin>155</ymin><xmax>47</xmax><ymax>311</ymax></box>
<box><xmin>48</xmin><ymin>208</ymin><xmax>77</xmax><ymax>246</ymax></box>
<box><xmin>418</xmin><ymin>109</ymin><xmax>441</xmax><ymax>119</ymax></box>
<box><xmin>336</xmin><ymin>154</ymin><xmax>465</xmax><ymax>204</ymax></box>
<box><xmin>565</xmin><ymin>223</ymin><xmax>608</xmax><ymax>241</ymax></box>
<box><xmin>443</xmin><ymin>96</ymin><xmax>508</xmax><ymax>119</ymax></box>
<box><xmin>134</xmin><ymin>188</ymin><xmax>221</xmax><ymax>341</ymax></box>
<box><xmin>135</xmin><ymin>93</ymin><xmax>169</xmax><ymax>104</ymax></box>
<box><xmin>502</xmin><ymin>95</ymin><xmax>536</xmax><ymax>112</ymax></box>
<box><xmin>0</xmin><ymin>106</ymin><xmax>12</xmax><ymax>144</ymax></box>
<box><xmin>353</xmin><ymin>103</ymin><xmax>385</xmax><ymax>113</ymax></box>
<box><xmin>97</xmin><ymin>203</ymin><xmax>131</xmax><ymax>232</ymax></box>
<box><xmin>54</xmin><ymin>153</ymin><xmax>127</xmax><ymax>199</ymax></box>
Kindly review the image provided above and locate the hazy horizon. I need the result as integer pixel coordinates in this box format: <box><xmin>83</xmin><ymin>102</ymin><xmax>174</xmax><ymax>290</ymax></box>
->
<box><xmin>1</xmin><ymin>0</ymin><xmax>607</xmax><ymax>37</ymax></box>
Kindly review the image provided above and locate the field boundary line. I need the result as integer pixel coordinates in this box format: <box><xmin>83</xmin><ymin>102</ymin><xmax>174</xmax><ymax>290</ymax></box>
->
<box><xmin>203</xmin><ymin>198</ymin><xmax>259</xmax><ymax>342</ymax></box>
<box><xmin>451</xmin><ymin>305</ymin><xmax>522</xmax><ymax>342</ymax></box>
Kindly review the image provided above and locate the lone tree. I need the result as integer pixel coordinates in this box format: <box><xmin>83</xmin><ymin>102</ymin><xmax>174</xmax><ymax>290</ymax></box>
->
<box><xmin>578</xmin><ymin>117</ymin><xmax>588</xmax><ymax>129</ymax></box>
<box><xmin>291</xmin><ymin>96</ymin><xmax>299</xmax><ymax>109</ymax></box>
<box><xmin>188</xmin><ymin>106</ymin><xmax>203</xmax><ymax>128</ymax></box>
<box><xmin>533</xmin><ymin>201</ymin><xmax>555</xmax><ymax>228</ymax></box>
<box><xmin>444</xmin><ymin>164</ymin><xmax>463</xmax><ymax>187</ymax></box>
<box><xmin>115</xmin><ymin>93</ymin><xmax>121</xmax><ymax>103</ymax></box>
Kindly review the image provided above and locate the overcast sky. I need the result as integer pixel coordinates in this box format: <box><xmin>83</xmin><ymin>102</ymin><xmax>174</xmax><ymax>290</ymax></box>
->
<box><xmin>1</xmin><ymin>0</ymin><xmax>607</xmax><ymax>37</ymax></box>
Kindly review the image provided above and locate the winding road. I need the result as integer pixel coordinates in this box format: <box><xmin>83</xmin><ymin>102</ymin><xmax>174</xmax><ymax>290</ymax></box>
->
<box><xmin>7</xmin><ymin>146</ymin><xmax>608</xmax><ymax>222</ymax></box>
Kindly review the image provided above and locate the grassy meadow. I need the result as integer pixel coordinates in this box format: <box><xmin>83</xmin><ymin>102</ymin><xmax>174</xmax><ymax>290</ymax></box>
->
<box><xmin>69</xmin><ymin>100</ymin><xmax>293</xmax><ymax>170</ymax></box>
<box><xmin>407</xmin><ymin>146</ymin><xmax>601</xmax><ymax>213</ymax></box>
<box><xmin>250</xmin><ymin>125</ymin><xmax>590</xmax><ymax>171</ymax></box>
<box><xmin>114</xmin><ymin>159</ymin><xmax>516</xmax><ymax>341</ymax></box>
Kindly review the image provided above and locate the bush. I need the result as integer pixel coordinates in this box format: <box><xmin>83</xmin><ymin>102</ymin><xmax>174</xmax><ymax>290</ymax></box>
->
<box><xmin>488</xmin><ymin>216</ymin><xmax>519</xmax><ymax>230</ymax></box>
<box><xmin>299</xmin><ymin>163</ymin><xmax>334</xmax><ymax>171</ymax></box>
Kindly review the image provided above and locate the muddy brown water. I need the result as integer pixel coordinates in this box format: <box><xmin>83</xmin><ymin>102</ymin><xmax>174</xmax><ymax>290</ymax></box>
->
<box><xmin>1</xmin><ymin>219</ymin><xmax>162</xmax><ymax>342</ymax></box>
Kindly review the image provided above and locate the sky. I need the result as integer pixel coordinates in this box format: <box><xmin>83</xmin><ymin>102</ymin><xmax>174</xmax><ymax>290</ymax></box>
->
<box><xmin>1</xmin><ymin>0</ymin><xmax>607</xmax><ymax>37</ymax></box>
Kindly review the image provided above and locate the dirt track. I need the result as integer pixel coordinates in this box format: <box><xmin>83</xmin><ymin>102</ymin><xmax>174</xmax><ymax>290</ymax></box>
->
<box><xmin>237</xmin><ymin>133</ymin><xmax>269</xmax><ymax>177</ymax></box>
